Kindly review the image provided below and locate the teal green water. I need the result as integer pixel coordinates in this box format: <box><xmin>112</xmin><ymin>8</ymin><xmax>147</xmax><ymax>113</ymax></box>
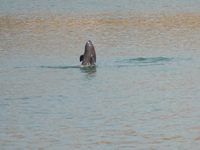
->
<box><xmin>1</xmin><ymin>0</ymin><xmax>200</xmax><ymax>149</ymax></box>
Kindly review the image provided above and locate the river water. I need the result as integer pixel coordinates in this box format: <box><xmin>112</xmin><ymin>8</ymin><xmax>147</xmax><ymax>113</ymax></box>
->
<box><xmin>1</xmin><ymin>0</ymin><xmax>200</xmax><ymax>149</ymax></box>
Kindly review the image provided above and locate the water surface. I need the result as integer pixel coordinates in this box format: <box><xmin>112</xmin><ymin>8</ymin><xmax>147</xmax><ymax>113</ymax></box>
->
<box><xmin>1</xmin><ymin>0</ymin><xmax>200</xmax><ymax>149</ymax></box>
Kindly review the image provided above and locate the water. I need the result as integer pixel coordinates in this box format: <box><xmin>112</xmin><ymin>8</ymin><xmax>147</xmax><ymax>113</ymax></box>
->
<box><xmin>1</xmin><ymin>0</ymin><xmax>200</xmax><ymax>149</ymax></box>
<box><xmin>1</xmin><ymin>0</ymin><xmax>200</xmax><ymax>15</ymax></box>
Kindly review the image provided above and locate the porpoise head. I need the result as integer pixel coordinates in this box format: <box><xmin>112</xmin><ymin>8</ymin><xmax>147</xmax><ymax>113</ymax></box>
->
<box><xmin>80</xmin><ymin>40</ymin><xmax>96</xmax><ymax>66</ymax></box>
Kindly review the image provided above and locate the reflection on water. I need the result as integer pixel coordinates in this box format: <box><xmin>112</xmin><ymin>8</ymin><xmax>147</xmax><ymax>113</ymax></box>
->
<box><xmin>80</xmin><ymin>66</ymin><xmax>96</xmax><ymax>78</ymax></box>
<box><xmin>1</xmin><ymin>1</ymin><xmax>200</xmax><ymax>149</ymax></box>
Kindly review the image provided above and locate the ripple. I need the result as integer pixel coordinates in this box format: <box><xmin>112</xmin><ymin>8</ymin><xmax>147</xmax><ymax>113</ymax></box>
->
<box><xmin>40</xmin><ymin>66</ymin><xmax>80</xmax><ymax>69</ymax></box>
<box><xmin>122</xmin><ymin>57</ymin><xmax>172</xmax><ymax>64</ymax></box>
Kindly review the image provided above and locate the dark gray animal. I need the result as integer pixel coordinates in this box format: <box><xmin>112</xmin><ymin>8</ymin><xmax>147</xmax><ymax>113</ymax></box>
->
<box><xmin>80</xmin><ymin>40</ymin><xmax>96</xmax><ymax>66</ymax></box>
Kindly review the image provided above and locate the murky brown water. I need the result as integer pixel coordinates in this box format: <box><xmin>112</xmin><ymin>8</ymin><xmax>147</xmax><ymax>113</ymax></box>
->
<box><xmin>1</xmin><ymin>1</ymin><xmax>200</xmax><ymax>149</ymax></box>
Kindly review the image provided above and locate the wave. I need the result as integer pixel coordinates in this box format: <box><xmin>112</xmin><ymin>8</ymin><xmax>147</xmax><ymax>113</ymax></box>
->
<box><xmin>122</xmin><ymin>57</ymin><xmax>172</xmax><ymax>64</ymax></box>
<box><xmin>40</xmin><ymin>66</ymin><xmax>81</xmax><ymax>69</ymax></box>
